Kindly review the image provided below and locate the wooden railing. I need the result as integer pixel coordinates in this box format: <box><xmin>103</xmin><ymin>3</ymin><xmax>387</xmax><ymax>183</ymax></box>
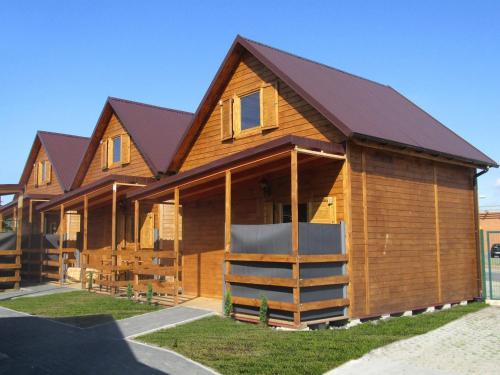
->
<box><xmin>81</xmin><ymin>248</ymin><xmax>179</xmax><ymax>303</ymax></box>
<box><xmin>0</xmin><ymin>249</ymin><xmax>21</xmax><ymax>288</ymax></box>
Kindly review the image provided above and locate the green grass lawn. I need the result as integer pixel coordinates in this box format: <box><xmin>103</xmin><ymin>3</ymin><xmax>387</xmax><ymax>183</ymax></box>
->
<box><xmin>138</xmin><ymin>302</ymin><xmax>486</xmax><ymax>375</ymax></box>
<box><xmin>0</xmin><ymin>290</ymin><xmax>160</xmax><ymax>327</ymax></box>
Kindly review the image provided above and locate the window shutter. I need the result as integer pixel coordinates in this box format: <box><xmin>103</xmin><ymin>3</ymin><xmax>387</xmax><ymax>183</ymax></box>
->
<box><xmin>37</xmin><ymin>162</ymin><xmax>44</xmax><ymax>186</ymax></box>
<box><xmin>140</xmin><ymin>212</ymin><xmax>155</xmax><ymax>249</ymax></box>
<box><xmin>101</xmin><ymin>140</ymin><xmax>108</xmax><ymax>170</ymax></box>
<box><xmin>308</xmin><ymin>197</ymin><xmax>336</xmax><ymax>224</ymax></box>
<box><xmin>46</xmin><ymin>161</ymin><xmax>52</xmax><ymax>184</ymax></box>
<box><xmin>220</xmin><ymin>98</ymin><xmax>233</xmax><ymax>141</ymax></box>
<box><xmin>263</xmin><ymin>201</ymin><xmax>274</xmax><ymax>224</ymax></box>
<box><xmin>107</xmin><ymin>138</ymin><xmax>114</xmax><ymax>167</ymax></box>
<box><xmin>274</xmin><ymin>203</ymin><xmax>283</xmax><ymax>224</ymax></box>
<box><xmin>232</xmin><ymin>95</ymin><xmax>241</xmax><ymax>135</ymax></box>
<box><xmin>260</xmin><ymin>81</ymin><xmax>279</xmax><ymax>130</ymax></box>
<box><xmin>121</xmin><ymin>134</ymin><xmax>131</xmax><ymax>165</ymax></box>
<box><xmin>33</xmin><ymin>163</ymin><xmax>38</xmax><ymax>187</ymax></box>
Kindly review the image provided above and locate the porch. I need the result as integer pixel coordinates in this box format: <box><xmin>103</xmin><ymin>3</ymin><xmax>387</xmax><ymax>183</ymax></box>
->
<box><xmin>129</xmin><ymin>136</ymin><xmax>349</xmax><ymax>327</ymax></box>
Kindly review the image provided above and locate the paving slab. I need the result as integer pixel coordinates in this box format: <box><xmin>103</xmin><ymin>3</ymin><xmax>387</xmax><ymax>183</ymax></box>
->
<box><xmin>0</xmin><ymin>284</ymin><xmax>72</xmax><ymax>301</ymax></box>
<box><xmin>326</xmin><ymin>306</ymin><xmax>500</xmax><ymax>375</ymax></box>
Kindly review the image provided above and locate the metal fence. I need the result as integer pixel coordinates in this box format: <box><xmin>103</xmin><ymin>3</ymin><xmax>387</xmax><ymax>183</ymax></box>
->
<box><xmin>481</xmin><ymin>230</ymin><xmax>500</xmax><ymax>300</ymax></box>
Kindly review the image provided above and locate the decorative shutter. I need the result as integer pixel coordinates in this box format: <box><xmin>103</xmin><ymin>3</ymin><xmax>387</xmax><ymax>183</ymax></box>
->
<box><xmin>107</xmin><ymin>138</ymin><xmax>114</xmax><ymax>167</ymax></box>
<box><xmin>263</xmin><ymin>201</ymin><xmax>274</xmax><ymax>224</ymax></box>
<box><xmin>33</xmin><ymin>163</ymin><xmax>38</xmax><ymax>187</ymax></box>
<box><xmin>121</xmin><ymin>134</ymin><xmax>131</xmax><ymax>165</ymax></box>
<box><xmin>46</xmin><ymin>161</ymin><xmax>52</xmax><ymax>184</ymax></box>
<box><xmin>101</xmin><ymin>140</ymin><xmax>108</xmax><ymax>170</ymax></box>
<box><xmin>232</xmin><ymin>95</ymin><xmax>241</xmax><ymax>135</ymax></box>
<box><xmin>37</xmin><ymin>162</ymin><xmax>44</xmax><ymax>186</ymax></box>
<box><xmin>260</xmin><ymin>81</ymin><xmax>279</xmax><ymax>130</ymax></box>
<box><xmin>308</xmin><ymin>197</ymin><xmax>336</xmax><ymax>224</ymax></box>
<box><xmin>140</xmin><ymin>212</ymin><xmax>155</xmax><ymax>249</ymax></box>
<box><xmin>220</xmin><ymin>98</ymin><xmax>233</xmax><ymax>141</ymax></box>
<box><xmin>274</xmin><ymin>203</ymin><xmax>283</xmax><ymax>224</ymax></box>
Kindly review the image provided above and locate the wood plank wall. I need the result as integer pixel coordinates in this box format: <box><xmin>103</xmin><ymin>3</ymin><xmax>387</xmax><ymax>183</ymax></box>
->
<box><xmin>82</xmin><ymin>114</ymin><xmax>153</xmax><ymax>185</ymax></box>
<box><xmin>179</xmin><ymin>52</ymin><xmax>346</xmax><ymax>172</ymax></box>
<box><xmin>349</xmin><ymin>143</ymin><xmax>478</xmax><ymax>317</ymax></box>
<box><xmin>25</xmin><ymin>146</ymin><xmax>63</xmax><ymax>195</ymax></box>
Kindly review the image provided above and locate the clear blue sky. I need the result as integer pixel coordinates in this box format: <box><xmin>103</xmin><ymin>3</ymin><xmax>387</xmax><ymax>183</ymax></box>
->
<box><xmin>1</xmin><ymin>1</ymin><xmax>498</xmax><ymax>208</ymax></box>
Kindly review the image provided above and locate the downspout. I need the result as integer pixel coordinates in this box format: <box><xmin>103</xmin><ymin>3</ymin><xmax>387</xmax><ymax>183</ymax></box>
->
<box><xmin>472</xmin><ymin>166</ymin><xmax>489</xmax><ymax>300</ymax></box>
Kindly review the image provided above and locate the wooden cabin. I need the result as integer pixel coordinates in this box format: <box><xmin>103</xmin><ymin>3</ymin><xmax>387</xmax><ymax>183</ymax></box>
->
<box><xmin>0</xmin><ymin>131</ymin><xmax>89</xmax><ymax>287</ymax></box>
<box><xmin>38</xmin><ymin>97</ymin><xmax>193</xmax><ymax>300</ymax></box>
<box><xmin>128</xmin><ymin>36</ymin><xmax>497</xmax><ymax>327</ymax></box>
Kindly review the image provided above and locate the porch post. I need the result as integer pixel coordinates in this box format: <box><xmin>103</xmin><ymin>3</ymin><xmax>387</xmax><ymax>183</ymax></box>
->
<box><xmin>134</xmin><ymin>199</ymin><xmax>140</xmax><ymax>296</ymax></box>
<box><xmin>224</xmin><ymin>170</ymin><xmax>232</xmax><ymax>296</ymax></box>
<box><xmin>291</xmin><ymin>150</ymin><xmax>300</xmax><ymax>326</ymax></box>
<box><xmin>81</xmin><ymin>195</ymin><xmax>88</xmax><ymax>289</ymax></box>
<box><xmin>59</xmin><ymin>204</ymin><xmax>65</xmax><ymax>285</ymax></box>
<box><xmin>174</xmin><ymin>188</ymin><xmax>180</xmax><ymax>305</ymax></box>
<box><xmin>111</xmin><ymin>183</ymin><xmax>117</xmax><ymax>295</ymax></box>
<box><xmin>15</xmin><ymin>195</ymin><xmax>23</xmax><ymax>289</ymax></box>
<box><xmin>39</xmin><ymin>211</ymin><xmax>45</xmax><ymax>282</ymax></box>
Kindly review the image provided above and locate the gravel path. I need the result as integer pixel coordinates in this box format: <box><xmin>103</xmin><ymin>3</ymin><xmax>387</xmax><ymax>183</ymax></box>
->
<box><xmin>326</xmin><ymin>306</ymin><xmax>500</xmax><ymax>375</ymax></box>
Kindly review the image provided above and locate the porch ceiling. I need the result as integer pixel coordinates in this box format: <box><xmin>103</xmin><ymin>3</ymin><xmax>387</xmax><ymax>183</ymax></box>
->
<box><xmin>128</xmin><ymin>135</ymin><xmax>345</xmax><ymax>203</ymax></box>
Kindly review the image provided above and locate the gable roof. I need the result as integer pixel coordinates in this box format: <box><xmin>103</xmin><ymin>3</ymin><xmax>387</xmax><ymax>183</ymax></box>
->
<box><xmin>170</xmin><ymin>35</ymin><xmax>496</xmax><ymax>169</ymax></box>
<box><xmin>72</xmin><ymin>97</ymin><xmax>194</xmax><ymax>189</ymax></box>
<box><xmin>19</xmin><ymin>131</ymin><xmax>90</xmax><ymax>191</ymax></box>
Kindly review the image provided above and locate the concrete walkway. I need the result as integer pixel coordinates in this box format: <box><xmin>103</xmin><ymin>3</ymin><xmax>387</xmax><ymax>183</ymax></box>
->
<box><xmin>326</xmin><ymin>306</ymin><xmax>500</xmax><ymax>375</ymax></box>
<box><xmin>0</xmin><ymin>304</ymin><xmax>216</xmax><ymax>374</ymax></box>
<box><xmin>0</xmin><ymin>283</ymin><xmax>73</xmax><ymax>300</ymax></box>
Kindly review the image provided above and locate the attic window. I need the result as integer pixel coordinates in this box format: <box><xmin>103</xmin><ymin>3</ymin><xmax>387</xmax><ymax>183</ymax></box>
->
<box><xmin>240</xmin><ymin>91</ymin><xmax>261</xmax><ymax>131</ymax></box>
<box><xmin>113</xmin><ymin>136</ymin><xmax>121</xmax><ymax>163</ymax></box>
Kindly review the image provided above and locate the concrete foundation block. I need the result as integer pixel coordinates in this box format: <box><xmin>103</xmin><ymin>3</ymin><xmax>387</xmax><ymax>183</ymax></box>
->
<box><xmin>442</xmin><ymin>303</ymin><xmax>451</xmax><ymax>310</ymax></box>
<box><xmin>460</xmin><ymin>301</ymin><xmax>468</xmax><ymax>306</ymax></box>
<box><xmin>381</xmin><ymin>314</ymin><xmax>391</xmax><ymax>320</ymax></box>
<box><xmin>402</xmin><ymin>310</ymin><xmax>413</xmax><ymax>317</ymax></box>
<box><xmin>426</xmin><ymin>306</ymin><xmax>435</xmax><ymax>313</ymax></box>
<box><xmin>346</xmin><ymin>319</ymin><xmax>361</xmax><ymax>328</ymax></box>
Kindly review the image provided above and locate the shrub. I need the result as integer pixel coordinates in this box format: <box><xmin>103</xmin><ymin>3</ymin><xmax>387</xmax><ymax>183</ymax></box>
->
<box><xmin>87</xmin><ymin>271</ymin><xmax>93</xmax><ymax>291</ymax></box>
<box><xmin>127</xmin><ymin>282</ymin><xmax>133</xmax><ymax>300</ymax></box>
<box><xmin>224</xmin><ymin>290</ymin><xmax>233</xmax><ymax>317</ymax></box>
<box><xmin>259</xmin><ymin>294</ymin><xmax>268</xmax><ymax>325</ymax></box>
<box><xmin>146</xmin><ymin>283</ymin><xmax>153</xmax><ymax>305</ymax></box>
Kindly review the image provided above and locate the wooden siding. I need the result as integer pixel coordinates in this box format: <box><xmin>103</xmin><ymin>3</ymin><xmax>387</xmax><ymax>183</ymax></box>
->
<box><xmin>179</xmin><ymin>52</ymin><xmax>345</xmax><ymax>172</ymax></box>
<box><xmin>82</xmin><ymin>114</ymin><xmax>153</xmax><ymax>186</ymax></box>
<box><xmin>25</xmin><ymin>146</ymin><xmax>63</xmax><ymax>195</ymax></box>
<box><xmin>181</xmin><ymin>159</ymin><xmax>344</xmax><ymax>299</ymax></box>
<box><xmin>349</xmin><ymin>143</ymin><xmax>477</xmax><ymax>317</ymax></box>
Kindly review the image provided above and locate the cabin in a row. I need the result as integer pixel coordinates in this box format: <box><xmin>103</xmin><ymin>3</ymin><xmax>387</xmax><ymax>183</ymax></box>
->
<box><xmin>1</xmin><ymin>35</ymin><xmax>497</xmax><ymax>327</ymax></box>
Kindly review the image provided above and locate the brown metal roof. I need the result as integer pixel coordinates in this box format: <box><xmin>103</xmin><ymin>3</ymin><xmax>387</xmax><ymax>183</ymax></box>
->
<box><xmin>172</xmin><ymin>36</ymin><xmax>497</xmax><ymax>169</ymax></box>
<box><xmin>72</xmin><ymin>97</ymin><xmax>194</xmax><ymax>189</ymax></box>
<box><xmin>19</xmin><ymin>131</ymin><xmax>90</xmax><ymax>192</ymax></box>
<box><xmin>0</xmin><ymin>184</ymin><xmax>23</xmax><ymax>195</ymax></box>
<box><xmin>38</xmin><ymin>174</ymin><xmax>154</xmax><ymax>211</ymax></box>
<box><xmin>129</xmin><ymin>135</ymin><xmax>345</xmax><ymax>201</ymax></box>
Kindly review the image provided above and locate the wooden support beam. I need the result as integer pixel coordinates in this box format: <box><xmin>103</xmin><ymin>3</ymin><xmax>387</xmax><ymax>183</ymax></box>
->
<box><xmin>361</xmin><ymin>149</ymin><xmax>370</xmax><ymax>315</ymax></box>
<box><xmin>291</xmin><ymin>150</ymin><xmax>300</xmax><ymax>326</ymax></box>
<box><xmin>15</xmin><ymin>195</ymin><xmax>23</xmax><ymax>289</ymax></box>
<box><xmin>81</xmin><ymin>195</ymin><xmax>88</xmax><ymax>289</ymax></box>
<box><xmin>134</xmin><ymin>200</ymin><xmax>140</xmax><ymax>296</ymax></box>
<box><xmin>173</xmin><ymin>188</ymin><xmax>180</xmax><ymax>305</ymax></box>
<box><xmin>59</xmin><ymin>204</ymin><xmax>65</xmax><ymax>285</ymax></box>
<box><xmin>433</xmin><ymin>164</ymin><xmax>442</xmax><ymax>303</ymax></box>
<box><xmin>111</xmin><ymin>183</ymin><xmax>117</xmax><ymax>294</ymax></box>
<box><xmin>472</xmin><ymin>169</ymin><xmax>482</xmax><ymax>298</ymax></box>
<box><xmin>224</xmin><ymin>170</ymin><xmax>232</xmax><ymax>296</ymax></box>
<box><xmin>39</xmin><ymin>211</ymin><xmax>45</xmax><ymax>283</ymax></box>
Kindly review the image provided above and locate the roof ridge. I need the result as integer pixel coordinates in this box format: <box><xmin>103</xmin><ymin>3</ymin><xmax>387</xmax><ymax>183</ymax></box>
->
<box><xmin>37</xmin><ymin>130</ymin><xmax>89</xmax><ymax>140</ymax></box>
<box><xmin>108</xmin><ymin>96</ymin><xmax>194</xmax><ymax>117</ymax></box>
<box><xmin>239</xmin><ymin>36</ymin><xmax>390</xmax><ymax>89</ymax></box>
